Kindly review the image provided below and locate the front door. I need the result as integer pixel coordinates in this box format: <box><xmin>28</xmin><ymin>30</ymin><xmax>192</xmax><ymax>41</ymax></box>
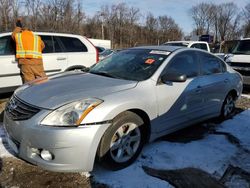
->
<box><xmin>0</xmin><ymin>35</ymin><xmax>22</xmax><ymax>90</ymax></box>
<box><xmin>153</xmin><ymin>51</ymin><xmax>204</xmax><ymax>133</ymax></box>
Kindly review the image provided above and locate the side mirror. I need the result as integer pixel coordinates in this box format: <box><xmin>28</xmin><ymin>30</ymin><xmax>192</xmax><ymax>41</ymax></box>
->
<box><xmin>161</xmin><ymin>72</ymin><xmax>187</xmax><ymax>83</ymax></box>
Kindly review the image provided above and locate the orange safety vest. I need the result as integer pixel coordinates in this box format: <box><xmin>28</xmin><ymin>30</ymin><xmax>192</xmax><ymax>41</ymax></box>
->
<box><xmin>15</xmin><ymin>31</ymin><xmax>42</xmax><ymax>59</ymax></box>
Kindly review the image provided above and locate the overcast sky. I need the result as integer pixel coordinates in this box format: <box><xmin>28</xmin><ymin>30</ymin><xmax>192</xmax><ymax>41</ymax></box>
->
<box><xmin>82</xmin><ymin>0</ymin><xmax>249</xmax><ymax>34</ymax></box>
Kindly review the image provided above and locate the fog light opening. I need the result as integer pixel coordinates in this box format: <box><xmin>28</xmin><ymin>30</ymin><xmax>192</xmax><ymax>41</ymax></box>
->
<box><xmin>40</xmin><ymin>150</ymin><xmax>54</xmax><ymax>161</ymax></box>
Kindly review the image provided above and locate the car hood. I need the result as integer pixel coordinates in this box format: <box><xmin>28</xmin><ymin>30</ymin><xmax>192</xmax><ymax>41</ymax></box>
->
<box><xmin>15</xmin><ymin>72</ymin><xmax>137</xmax><ymax>109</ymax></box>
<box><xmin>227</xmin><ymin>54</ymin><xmax>250</xmax><ymax>63</ymax></box>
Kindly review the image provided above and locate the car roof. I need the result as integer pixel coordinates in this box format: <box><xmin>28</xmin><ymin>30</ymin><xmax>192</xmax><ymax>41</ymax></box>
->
<box><xmin>129</xmin><ymin>45</ymin><xmax>183</xmax><ymax>52</ymax></box>
<box><xmin>165</xmin><ymin>41</ymin><xmax>208</xmax><ymax>44</ymax></box>
<box><xmin>0</xmin><ymin>32</ymin><xmax>85</xmax><ymax>38</ymax></box>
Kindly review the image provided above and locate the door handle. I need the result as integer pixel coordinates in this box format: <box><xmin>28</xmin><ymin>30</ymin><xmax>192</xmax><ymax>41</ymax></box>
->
<box><xmin>195</xmin><ymin>86</ymin><xmax>202</xmax><ymax>93</ymax></box>
<box><xmin>224</xmin><ymin>79</ymin><xmax>229</xmax><ymax>83</ymax></box>
<box><xmin>57</xmin><ymin>57</ymin><xmax>66</xmax><ymax>60</ymax></box>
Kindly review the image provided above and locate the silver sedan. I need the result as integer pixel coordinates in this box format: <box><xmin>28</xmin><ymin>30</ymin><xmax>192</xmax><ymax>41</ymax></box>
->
<box><xmin>4</xmin><ymin>46</ymin><xmax>243</xmax><ymax>172</ymax></box>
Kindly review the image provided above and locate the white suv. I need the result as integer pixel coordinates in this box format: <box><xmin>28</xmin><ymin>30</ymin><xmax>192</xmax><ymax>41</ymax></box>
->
<box><xmin>225</xmin><ymin>38</ymin><xmax>250</xmax><ymax>85</ymax></box>
<box><xmin>0</xmin><ymin>32</ymin><xmax>98</xmax><ymax>93</ymax></box>
<box><xmin>163</xmin><ymin>41</ymin><xmax>211</xmax><ymax>52</ymax></box>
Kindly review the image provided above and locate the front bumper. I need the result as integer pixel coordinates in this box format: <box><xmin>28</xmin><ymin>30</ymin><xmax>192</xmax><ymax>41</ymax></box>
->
<box><xmin>231</xmin><ymin>67</ymin><xmax>250</xmax><ymax>85</ymax></box>
<box><xmin>242</xmin><ymin>76</ymin><xmax>250</xmax><ymax>85</ymax></box>
<box><xmin>4</xmin><ymin>111</ymin><xmax>110</xmax><ymax>172</ymax></box>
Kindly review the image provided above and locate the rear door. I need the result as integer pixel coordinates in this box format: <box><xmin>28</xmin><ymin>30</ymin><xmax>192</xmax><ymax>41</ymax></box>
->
<box><xmin>55</xmin><ymin>36</ymin><xmax>96</xmax><ymax>68</ymax></box>
<box><xmin>39</xmin><ymin>35</ymin><xmax>66</xmax><ymax>75</ymax></box>
<box><xmin>197</xmin><ymin>51</ymin><xmax>230</xmax><ymax>115</ymax></box>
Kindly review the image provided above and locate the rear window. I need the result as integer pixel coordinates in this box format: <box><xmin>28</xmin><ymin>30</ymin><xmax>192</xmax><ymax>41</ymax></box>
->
<box><xmin>190</xmin><ymin>43</ymin><xmax>208</xmax><ymax>51</ymax></box>
<box><xmin>58</xmin><ymin>36</ymin><xmax>88</xmax><ymax>52</ymax></box>
<box><xmin>164</xmin><ymin>42</ymin><xmax>188</xmax><ymax>47</ymax></box>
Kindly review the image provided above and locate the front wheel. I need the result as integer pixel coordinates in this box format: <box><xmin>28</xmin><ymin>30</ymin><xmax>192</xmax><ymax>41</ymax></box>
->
<box><xmin>97</xmin><ymin>111</ymin><xmax>146</xmax><ymax>170</ymax></box>
<box><xmin>221</xmin><ymin>93</ymin><xmax>236</xmax><ymax>119</ymax></box>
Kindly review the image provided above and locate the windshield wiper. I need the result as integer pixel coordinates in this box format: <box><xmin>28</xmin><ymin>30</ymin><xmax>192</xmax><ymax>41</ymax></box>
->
<box><xmin>90</xmin><ymin>71</ymin><xmax>118</xmax><ymax>78</ymax></box>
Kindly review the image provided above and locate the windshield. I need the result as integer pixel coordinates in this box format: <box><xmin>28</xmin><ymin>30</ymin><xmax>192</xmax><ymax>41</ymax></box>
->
<box><xmin>164</xmin><ymin>42</ymin><xmax>188</xmax><ymax>47</ymax></box>
<box><xmin>100</xmin><ymin>49</ymin><xmax>113</xmax><ymax>56</ymax></box>
<box><xmin>89</xmin><ymin>49</ymin><xmax>169</xmax><ymax>81</ymax></box>
<box><xmin>232</xmin><ymin>40</ymin><xmax>250</xmax><ymax>55</ymax></box>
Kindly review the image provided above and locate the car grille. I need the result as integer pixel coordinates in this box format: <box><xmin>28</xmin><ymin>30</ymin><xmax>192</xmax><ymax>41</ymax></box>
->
<box><xmin>228</xmin><ymin>62</ymin><xmax>250</xmax><ymax>76</ymax></box>
<box><xmin>5</xmin><ymin>96</ymin><xmax>40</xmax><ymax>121</ymax></box>
<box><xmin>229</xmin><ymin>62</ymin><xmax>250</xmax><ymax>68</ymax></box>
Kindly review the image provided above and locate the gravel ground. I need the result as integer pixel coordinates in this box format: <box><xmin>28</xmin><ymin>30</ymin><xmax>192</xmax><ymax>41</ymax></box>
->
<box><xmin>0</xmin><ymin>93</ymin><xmax>249</xmax><ymax>188</ymax></box>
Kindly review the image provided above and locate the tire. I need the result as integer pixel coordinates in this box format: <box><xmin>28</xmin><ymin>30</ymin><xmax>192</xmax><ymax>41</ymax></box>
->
<box><xmin>97</xmin><ymin>111</ymin><xmax>146</xmax><ymax>170</ymax></box>
<box><xmin>220</xmin><ymin>93</ymin><xmax>236</xmax><ymax>119</ymax></box>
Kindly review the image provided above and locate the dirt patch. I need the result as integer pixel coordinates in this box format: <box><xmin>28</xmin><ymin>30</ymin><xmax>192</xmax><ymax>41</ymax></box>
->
<box><xmin>236</xmin><ymin>96</ymin><xmax>250</xmax><ymax>110</ymax></box>
<box><xmin>143</xmin><ymin>166</ymin><xmax>225</xmax><ymax>188</ymax></box>
<box><xmin>0</xmin><ymin>157</ymin><xmax>106</xmax><ymax>188</ymax></box>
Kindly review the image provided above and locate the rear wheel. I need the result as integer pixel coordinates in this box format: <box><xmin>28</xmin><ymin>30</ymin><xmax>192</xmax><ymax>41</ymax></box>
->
<box><xmin>221</xmin><ymin>93</ymin><xmax>236</xmax><ymax>119</ymax></box>
<box><xmin>97</xmin><ymin>111</ymin><xmax>146</xmax><ymax>170</ymax></box>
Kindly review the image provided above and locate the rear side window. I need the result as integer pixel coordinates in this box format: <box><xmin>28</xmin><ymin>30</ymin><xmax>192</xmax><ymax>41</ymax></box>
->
<box><xmin>0</xmin><ymin>36</ymin><xmax>15</xmax><ymax>55</ymax></box>
<box><xmin>199</xmin><ymin>52</ymin><xmax>226</xmax><ymax>75</ymax></box>
<box><xmin>165</xmin><ymin>51</ymin><xmax>199</xmax><ymax>78</ymax></box>
<box><xmin>58</xmin><ymin>36</ymin><xmax>88</xmax><ymax>52</ymax></box>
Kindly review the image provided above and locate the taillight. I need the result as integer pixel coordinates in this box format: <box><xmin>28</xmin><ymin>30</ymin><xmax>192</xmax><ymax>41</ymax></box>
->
<box><xmin>96</xmin><ymin>48</ymin><xmax>99</xmax><ymax>63</ymax></box>
<box><xmin>84</xmin><ymin>36</ymin><xmax>99</xmax><ymax>63</ymax></box>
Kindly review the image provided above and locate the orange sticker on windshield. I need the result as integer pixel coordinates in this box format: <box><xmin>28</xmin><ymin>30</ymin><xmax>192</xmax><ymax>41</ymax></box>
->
<box><xmin>145</xmin><ymin>59</ymin><xmax>155</xmax><ymax>64</ymax></box>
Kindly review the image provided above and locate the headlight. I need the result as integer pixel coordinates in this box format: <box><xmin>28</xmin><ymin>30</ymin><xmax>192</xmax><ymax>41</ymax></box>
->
<box><xmin>224</xmin><ymin>54</ymin><xmax>233</xmax><ymax>62</ymax></box>
<box><xmin>41</xmin><ymin>98</ymin><xmax>103</xmax><ymax>126</ymax></box>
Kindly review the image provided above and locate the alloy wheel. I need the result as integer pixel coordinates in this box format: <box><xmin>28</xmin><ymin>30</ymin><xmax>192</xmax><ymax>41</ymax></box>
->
<box><xmin>109</xmin><ymin>123</ymin><xmax>141</xmax><ymax>163</ymax></box>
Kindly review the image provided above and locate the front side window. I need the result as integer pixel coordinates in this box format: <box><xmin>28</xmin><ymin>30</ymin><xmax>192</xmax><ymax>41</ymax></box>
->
<box><xmin>164</xmin><ymin>51</ymin><xmax>199</xmax><ymax>78</ymax></box>
<box><xmin>199</xmin><ymin>52</ymin><xmax>225</xmax><ymax>75</ymax></box>
<box><xmin>90</xmin><ymin>49</ymin><xmax>169</xmax><ymax>81</ymax></box>
<box><xmin>59</xmin><ymin>37</ymin><xmax>88</xmax><ymax>52</ymax></box>
<box><xmin>0</xmin><ymin>36</ymin><xmax>15</xmax><ymax>55</ymax></box>
<box><xmin>232</xmin><ymin>40</ymin><xmax>250</xmax><ymax>55</ymax></box>
<box><xmin>40</xmin><ymin>35</ymin><xmax>54</xmax><ymax>53</ymax></box>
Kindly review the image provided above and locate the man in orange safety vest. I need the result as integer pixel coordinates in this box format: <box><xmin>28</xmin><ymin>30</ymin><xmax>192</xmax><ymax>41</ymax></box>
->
<box><xmin>12</xmin><ymin>18</ymin><xmax>46</xmax><ymax>83</ymax></box>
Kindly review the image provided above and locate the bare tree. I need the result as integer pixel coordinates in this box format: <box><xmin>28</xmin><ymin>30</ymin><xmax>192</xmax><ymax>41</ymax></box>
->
<box><xmin>126</xmin><ymin>7</ymin><xmax>140</xmax><ymax>46</ymax></box>
<box><xmin>190</xmin><ymin>2</ymin><xmax>242</xmax><ymax>41</ymax></box>
<box><xmin>217</xmin><ymin>3</ymin><xmax>239</xmax><ymax>40</ymax></box>
<box><xmin>243</xmin><ymin>3</ymin><xmax>250</xmax><ymax>37</ymax></box>
<box><xmin>189</xmin><ymin>3</ymin><xmax>213</xmax><ymax>35</ymax></box>
<box><xmin>25</xmin><ymin>0</ymin><xmax>43</xmax><ymax>30</ymax></box>
<box><xmin>145</xmin><ymin>13</ymin><xmax>158</xmax><ymax>44</ymax></box>
<box><xmin>0</xmin><ymin>0</ymin><xmax>12</xmax><ymax>31</ymax></box>
<box><xmin>0</xmin><ymin>1</ymin><xmax>184</xmax><ymax>48</ymax></box>
<box><xmin>158</xmin><ymin>16</ymin><xmax>182</xmax><ymax>43</ymax></box>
